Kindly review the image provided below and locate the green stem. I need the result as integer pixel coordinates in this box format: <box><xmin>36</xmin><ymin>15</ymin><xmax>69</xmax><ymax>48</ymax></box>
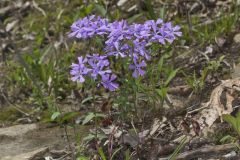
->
<box><xmin>92</xmin><ymin>84</ymin><xmax>98</xmax><ymax>140</ymax></box>
<box><xmin>133</xmin><ymin>80</ymin><xmax>139</xmax><ymax>119</ymax></box>
<box><xmin>169</xmin><ymin>135</ymin><xmax>187</xmax><ymax>160</ymax></box>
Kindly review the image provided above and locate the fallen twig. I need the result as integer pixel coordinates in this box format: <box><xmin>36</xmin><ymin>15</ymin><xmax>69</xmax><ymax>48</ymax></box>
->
<box><xmin>176</xmin><ymin>143</ymin><xmax>236</xmax><ymax>160</ymax></box>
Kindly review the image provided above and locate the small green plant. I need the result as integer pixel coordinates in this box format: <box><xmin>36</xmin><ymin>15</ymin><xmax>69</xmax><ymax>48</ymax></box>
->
<box><xmin>223</xmin><ymin>112</ymin><xmax>240</xmax><ymax>138</ymax></box>
<box><xmin>49</xmin><ymin>111</ymin><xmax>80</xmax><ymax>124</ymax></box>
<box><xmin>8</xmin><ymin>44</ymin><xmax>75</xmax><ymax>107</ymax></box>
<box><xmin>185</xmin><ymin>56</ymin><xmax>224</xmax><ymax>93</ymax></box>
<box><xmin>98</xmin><ymin>146</ymin><xmax>123</xmax><ymax>160</ymax></box>
<box><xmin>222</xmin><ymin>112</ymin><xmax>240</xmax><ymax>150</ymax></box>
<box><xmin>169</xmin><ymin>136</ymin><xmax>187</xmax><ymax>160</ymax></box>
<box><xmin>82</xmin><ymin>112</ymin><xmax>106</xmax><ymax>125</ymax></box>
<box><xmin>219</xmin><ymin>135</ymin><xmax>237</xmax><ymax>144</ymax></box>
<box><xmin>77</xmin><ymin>156</ymin><xmax>90</xmax><ymax>160</ymax></box>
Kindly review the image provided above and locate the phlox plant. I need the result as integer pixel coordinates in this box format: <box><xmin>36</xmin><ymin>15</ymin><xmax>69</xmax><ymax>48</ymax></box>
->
<box><xmin>69</xmin><ymin>15</ymin><xmax>182</xmax><ymax>92</ymax></box>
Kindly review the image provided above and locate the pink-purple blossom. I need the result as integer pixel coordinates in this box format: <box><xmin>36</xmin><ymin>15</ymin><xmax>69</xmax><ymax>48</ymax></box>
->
<box><xmin>70</xmin><ymin>57</ymin><xmax>91</xmax><ymax>83</ymax></box>
<box><xmin>87</xmin><ymin>54</ymin><xmax>111</xmax><ymax>80</ymax></box>
<box><xmin>69</xmin><ymin>15</ymin><xmax>181</xmax><ymax>91</ymax></box>
<box><xmin>105</xmin><ymin>42</ymin><xmax>130</xmax><ymax>58</ymax></box>
<box><xmin>101</xmin><ymin>74</ymin><xmax>119</xmax><ymax>91</ymax></box>
<box><xmin>129</xmin><ymin>59</ymin><xmax>147</xmax><ymax>78</ymax></box>
<box><xmin>68</xmin><ymin>15</ymin><xmax>109</xmax><ymax>39</ymax></box>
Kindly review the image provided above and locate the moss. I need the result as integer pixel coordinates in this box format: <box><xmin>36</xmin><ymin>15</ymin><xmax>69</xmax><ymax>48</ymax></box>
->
<box><xmin>0</xmin><ymin>107</ymin><xmax>23</xmax><ymax>123</ymax></box>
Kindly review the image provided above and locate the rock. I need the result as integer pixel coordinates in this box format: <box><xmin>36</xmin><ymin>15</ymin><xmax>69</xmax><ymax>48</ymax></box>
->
<box><xmin>222</xmin><ymin>151</ymin><xmax>237</xmax><ymax>158</ymax></box>
<box><xmin>215</xmin><ymin>37</ymin><xmax>226</xmax><ymax>47</ymax></box>
<box><xmin>0</xmin><ymin>124</ymin><xmax>57</xmax><ymax>159</ymax></box>
<box><xmin>0</xmin><ymin>124</ymin><xmax>37</xmax><ymax>138</ymax></box>
<box><xmin>0</xmin><ymin>123</ymin><xmax>88</xmax><ymax>159</ymax></box>
<box><xmin>1</xmin><ymin>147</ymin><xmax>49</xmax><ymax>160</ymax></box>
<box><xmin>233</xmin><ymin>33</ymin><xmax>240</xmax><ymax>44</ymax></box>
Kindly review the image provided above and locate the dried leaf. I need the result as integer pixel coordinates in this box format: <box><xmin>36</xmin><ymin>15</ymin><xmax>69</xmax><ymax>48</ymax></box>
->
<box><xmin>150</xmin><ymin>117</ymin><xmax>167</xmax><ymax>136</ymax></box>
<box><xmin>195</xmin><ymin>78</ymin><xmax>240</xmax><ymax>135</ymax></box>
<box><xmin>191</xmin><ymin>119</ymin><xmax>200</xmax><ymax>136</ymax></box>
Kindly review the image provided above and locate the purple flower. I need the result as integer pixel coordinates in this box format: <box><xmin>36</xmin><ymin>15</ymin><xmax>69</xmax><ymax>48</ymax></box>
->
<box><xmin>87</xmin><ymin>54</ymin><xmax>108</xmax><ymax>64</ymax></box>
<box><xmin>95</xmin><ymin>16</ymin><xmax>110</xmax><ymax>35</ymax></box>
<box><xmin>129</xmin><ymin>59</ymin><xmax>147</xmax><ymax>78</ymax></box>
<box><xmin>133</xmin><ymin>39</ymin><xmax>150</xmax><ymax>60</ymax></box>
<box><xmin>143</xmin><ymin>19</ymin><xmax>182</xmax><ymax>44</ymax></box>
<box><xmin>101</xmin><ymin>74</ymin><xmax>119</xmax><ymax>91</ymax></box>
<box><xmin>69</xmin><ymin>16</ymin><xmax>182</xmax><ymax>90</ymax></box>
<box><xmin>106</xmin><ymin>20</ymin><xmax>132</xmax><ymax>45</ymax></box>
<box><xmin>156</xmin><ymin>19</ymin><xmax>163</xmax><ymax>25</ymax></box>
<box><xmin>68</xmin><ymin>15</ymin><xmax>109</xmax><ymax>39</ymax></box>
<box><xmin>106</xmin><ymin>42</ymin><xmax>130</xmax><ymax>58</ymax></box>
<box><xmin>130</xmin><ymin>23</ymin><xmax>150</xmax><ymax>40</ymax></box>
<box><xmin>145</xmin><ymin>20</ymin><xmax>166</xmax><ymax>44</ymax></box>
<box><xmin>87</xmin><ymin>54</ymin><xmax>111</xmax><ymax>79</ymax></box>
<box><xmin>70</xmin><ymin>57</ymin><xmax>91</xmax><ymax>83</ymax></box>
<box><xmin>162</xmin><ymin>22</ymin><xmax>182</xmax><ymax>43</ymax></box>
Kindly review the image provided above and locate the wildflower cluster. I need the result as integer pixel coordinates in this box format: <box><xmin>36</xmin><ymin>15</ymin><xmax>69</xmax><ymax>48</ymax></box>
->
<box><xmin>69</xmin><ymin>15</ymin><xmax>181</xmax><ymax>91</ymax></box>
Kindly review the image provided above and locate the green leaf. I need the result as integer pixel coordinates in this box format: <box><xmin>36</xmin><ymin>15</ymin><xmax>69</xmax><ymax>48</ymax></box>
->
<box><xmin>156</xmin><ymin>88</ymin><xmax>167</xmax><ymax>100</ymax></box>
<box><xmin>220</xmin><ymin>135</ymin><xmax>235</xmax><ymax>143</ymax></box>
<box><xmin>51</xmin><ymin>112</ymin><xmax>61</xmax><ymax>121</ymax></box>
<box><xmin>85</xmin><ymin>4</ymin><xmax>94</xmax><ymax>15</ymax></box>
<box><xmin>169</xmin><ymin>136</ymin><xmax>187</xmax><ymax>160</ymax></box>
<box><xmin>159</xmin><ymin>7</ymin><xmax>165</xmax><ymax>20</ymax></box>
<box><xmin>77</xmin><ymin>156</ymin><xmax>90</xmax><ymax>160</ymax></box>
<box><xmin>236</xmin><ymin>111</ymin><xmax>240</xmax><ymax>120</ymax></box>
<box><xmin>60</xmin><ymin>112</ymin><xmax>80</xmax><ymax>123</ymax></box>
<box><xmin>112</xmin><ymin>9</ymin><xmax>120</xmax><ymax>20</ymax></box>
<box><xmin>95</xmin><ymin>113</ymin><xmax>106</xmax><ymax>118</ymax></box>
<box><xmin>82</xmin><ymin>112</ymin><xmax>95</xmax><ymax>125</ymax></box>
<box><xmin>82</xmin><ymin>95</ymin><xmax>100</xmax><ymax>104</ymax></box>
<box><xmin>125</xmin><ymin>149</ymin><xmax>131</xmax><ymax>160</ymax></box>
<box><xmin>82</xmin><ymin>112</ymin><xmax>106</xmax><ymax>125</ymax></box>
<box><xmin>95</xmin><ymin>4</ymin><xmax>107</xmax><ymax>16</ymax></box>
<box><xmin>83</xmin><ymin>133</ymin><xmax>95</xmax><ymax>141</ymax></box>
<box><xmin>145</xmin><ymin>0</ymin><xmax>157</xmax><ymax>20</ymax></box>
<box><xmin>157</xmin><ymin>56</ymin><xmax>164</xmax><ymax>72</ymax></box>
<box><xmin>223</xmin><ymin>114</ymin><xmax>236</xmax><ymax>126</ymax></box>
<box><xmin>110</xmin><ymin>147</ymin><xmax>123</xmax><ymax>160</ymax></box>
<box><xmin>236</xmin><ymin>111</ymin><xmax>240</xmax><ymax>135</ymax></box>
<box><xmin>39</xmin><ymin>44</ymin><xmax>53</xmax><ymax>64</ymax></box>
<box><xmin>164</xmin><ymin>68</ymin><xmax>179</xmax><ymax>86</ymax></box>
<box><xmin>98</xmin><ymin>147</ymin><xmax>107</xmax><ymax>160</ymax></box>
<box><xmin>219</xmin><ymin>55</ymin><xmax>225</xmax><ymax>62</ymax></box>
<box><xmin>97</xmin><ymin>133</ymin><xmax>107</xmax><ymax>141</ymax></box>
<box><xmin>127</xmin><ymin>13</ymin><xmax>144</xmax><ymax>23</ymax></box>
<box><xmin>223</xmin><ymin>114</ymin><xmax>238</xmax><ymax>134</ymax></box>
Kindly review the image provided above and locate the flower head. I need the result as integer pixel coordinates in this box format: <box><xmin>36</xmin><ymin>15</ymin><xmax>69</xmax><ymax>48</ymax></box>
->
<box><xmin>130</xmin><ymin>23</ymin><xmax>150</xmax><ymax>40</ymax></box>
<box><xmin>129</xmin><ymin>59</ymin><xmax>147</xmax><ymax>78</ymax></box>
<box><xmin>105</xmin><ymin>42</ymin><xmax>130</xmax><ymax>58</ymax></box>
<box><xmin>133</xmin><ymin>39</ymin><xmax>150</xmax><ymax>60</ymax></box>
<box><xmin>101</xmin><ymin>74</ymin><xmax>119</xmax><ymax>91</ymax></box>
<box><xmin>69</xmin><ymin>16</ymin><xmax>182</xmax><ymax>91</ymax></box>
<box><xmin>87</xmin><ymin>54</ymin><xmax>111</xmax><ymax>79</ymax></box>
<box><xmin>106</xmin><ymin>20</ymin><xmax>132</xmax><ymax>45</ymax></box>
<box><xmin>162</xmin><ymin>22</ymin><xmax>182</xmax><ymax>43</ymax></box>
<box><xmin>68</xmin><ymin>15</ymin><xmax>109</xmax><ymax>39</ymax></box>
<box><xmin>70</xmin><ymin>57</ymin><xmax>91</xmax><ymax>83</ymax></box>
